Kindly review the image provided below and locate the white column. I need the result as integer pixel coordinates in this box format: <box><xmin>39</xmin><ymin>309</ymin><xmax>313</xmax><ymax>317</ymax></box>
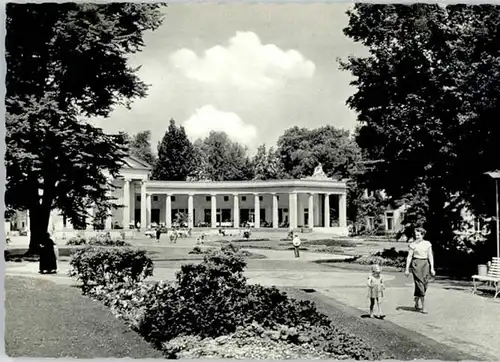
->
<box><xmin>146</xmin><ymin>193</ymin><xmax>152</xmax><ymax>227</ymax></box>
<box><xmin>339</xmin><ymin>193</ymin><xmax>347</xmax><ymax>227</ymax></box>
<box><xmin>105</xmin><ymin>188</ymin><xmax>112</xmax><ymax>230</ymax></box>
<box><xmin>166</xmin><ymin>194</ymin><xmax>172</xmax><ymax>228</ymax></box>
<box><xmin>140</xmin><ymin>181</ymin><xmax>147</xmax><ymax>229</ymax></box>
<box><xmin>188</xmin><ymin>194</ymin><xmax>194</xmax><ymax>229</ymax></box>
<box><xmin>324</xmin><ymin>193</ymin><xmax>330</xmax><ymax>227</ymax></box>
<box><xmin>254</xmin><ymin>194</ymin><xmax>260</xmax><ymax>228</ymax></box>
<box><xmin>289</xmin><ymin>192</ymin><xmax>297</xmax><ymax>229</ymax></box>
<box><xmin>211</xmin><ymin>194</ymin><xmax>217</xmax><ymax>228</ymax></box>
<box><xmin>122</xmin><ymin>179</ymin><xmax>130</xmax><ymax>229</ymax></box>
<box><xmin>233</xmin><ymin>193</ymin><xmax>240</xmax><ymax>228</ymax></box>
<box><xmin>86</xmin><ymin>205</ymin><xmax>94</xmax><ymax>230</ymax></box>
<box><xmin>308</xmin><ymin>193</ymin><xmax>314</xmax><ymax>228</ymax></box>
<box><xmin>26</xmin><ymin>209</ymin><xmax>31</xmax><ymax>238</ymax></box>
<box><xmin>272</xmin><ymin>193</ymin><xmax>279</xmax><ymax>228</ymax></box>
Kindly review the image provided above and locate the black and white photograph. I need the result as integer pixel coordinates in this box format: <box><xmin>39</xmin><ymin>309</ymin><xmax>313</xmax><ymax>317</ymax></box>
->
<box><xmin>4</xmin><ymin>1</ymin><xmax>500</xmax><ymax>360</ymax></box>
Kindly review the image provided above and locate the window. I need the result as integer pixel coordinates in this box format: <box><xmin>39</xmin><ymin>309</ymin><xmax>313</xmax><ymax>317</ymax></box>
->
<box><xmin>171</xmin><ymin>196</ymin><xmax>176</xmax><ymax>202</ymax></box>
<box><xmin>242</xmin><ymin>196</ymin><xmax>247</xmax><ymax>202</ymax></box>
<box><xmin>224</xmin><ymin>196</ymin><xmax>229</xmax><ymax>202</ymax></box>
<box><xmin>259</xmin><ymin>196</ymin><xmax>263</xmax><ymax>201</ymax></box>
<box><xmin>153</xmin><ymin>196</ymin><xmax>158</xmax><ymax>202</ymax></box>
<box><xmin>206</xmin><ymin>196</ymin><xmax>211</xmax><ymax>202</ymax></box>
<box><xmin>284</xmin><ymin>208</ymin><xmax>288</xmax><ymax>212</ymax></box>
<box><xmin>277</xmin><ymin>196</ymin><xmax>279</xmax><ymax>201</ymax></box>
<box><xmin>136</xmin><ymin>196</ymin><xmax>141</xmax><ymax>201</ymax></box>
<box><xmin>367</xmin><ymin>217</ymin><xmax>375</xmax><ymax>230</ymax></box>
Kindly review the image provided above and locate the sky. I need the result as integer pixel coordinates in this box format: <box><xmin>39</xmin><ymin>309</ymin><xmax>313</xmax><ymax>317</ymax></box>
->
<box><xmin>91</xmin><ymin>3</ymin><xmax>368</xmax><ymax>154</ymax></box>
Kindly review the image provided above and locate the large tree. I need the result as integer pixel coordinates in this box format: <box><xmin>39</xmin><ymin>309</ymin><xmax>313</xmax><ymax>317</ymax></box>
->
<box><xmin>251</xmin><ymin>144</ymin><xmax>286</xmax><ymax>180</ymax></box>
<box><xmin>194</xmin><ymin>132</ymin><xmax>254</xmax><ymax>181</ymax></box>
<box><xmin>5</xmin><ymin>3</ymin><xmax>164</xmax><ymax>253</ymax></box>
<box><xmin>126</xmin><ymin>131</ymin><xmax>156</xmax><ymax>166</ymax></box>
<box><xmin>151</xmin><ymin>119</ymin><xmax>197</xmax><ymax>181</ymax></box>
<box><xmin>340</xmin><ymin>4</ymin><xmax>500</xmax><ymax>245</ymax></box>
<box><xmin>277</xmin><ymin>125</ymin><xmax>363</xmax><ymax>179</ymax></box>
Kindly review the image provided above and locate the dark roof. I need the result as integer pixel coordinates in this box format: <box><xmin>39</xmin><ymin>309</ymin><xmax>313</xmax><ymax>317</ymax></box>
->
<box><xmin>125</xmin><ymin>155</ymin><xmax>152</xmax><ymax>170</ymax></box>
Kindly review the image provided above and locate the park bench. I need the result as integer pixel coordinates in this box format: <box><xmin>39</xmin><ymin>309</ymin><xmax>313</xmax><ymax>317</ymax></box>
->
<box><xmin>472</xmin><ymin>257</ymin><xmax>500</xmax><ymax>299</ymax></box>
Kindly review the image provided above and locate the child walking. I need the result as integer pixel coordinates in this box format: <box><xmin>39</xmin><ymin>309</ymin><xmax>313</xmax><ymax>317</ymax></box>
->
<box><xmin>367</xmin><ymin>264</ymin><xmax>385</xmax><ymax>319</ymax></box>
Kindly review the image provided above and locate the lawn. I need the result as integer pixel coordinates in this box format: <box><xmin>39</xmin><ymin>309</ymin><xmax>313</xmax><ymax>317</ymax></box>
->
<box><xmin>5</xmin><ymin>276</ymin><xmax>163</xmax><ymax>358</ymax></box>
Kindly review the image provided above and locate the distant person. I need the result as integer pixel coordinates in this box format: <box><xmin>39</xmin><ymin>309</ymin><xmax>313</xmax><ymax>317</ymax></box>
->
<box><xmin>405</xmin><ymin>227</ymin><xmax>435</xmax><ymax>314</ymax></box>
<box><xmin>156</xmin><ymin>226</ymin><xmax>161</xmax><ymax>242</ymax></box>
<box><xmin>169</xmin><ymin>231</ymin><xmax>177</xmax><ymax>244</ymax></box>
<box><xmin>367</xmin><ymin>264</ymin><xmax>385</xmax><ymax>319</ymax></box>
<box><xmin>292</xmin><ymin>233</ymin><xmax>301</xmax><ymax>258</ymax></box>
<box><xmin>136</xmin><ymin>221</ymin><xmax>141</xmax><ymax>230</ymax></box>
<box><xmin>39</xmin><ymin>233</ymin><xmax>58</xmax><ymax>274</ymax></box>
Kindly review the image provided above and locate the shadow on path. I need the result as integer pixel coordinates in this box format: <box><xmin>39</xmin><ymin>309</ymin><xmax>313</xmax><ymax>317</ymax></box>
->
<box><xmin>284</xmin><ymin>287</ymin><xmax>482</xmax><ymax>361</ymax></box>
<box><xmin>396</xmin><ymin>306</ymin><xmax>421</xmax><ymax>313</ymax></box>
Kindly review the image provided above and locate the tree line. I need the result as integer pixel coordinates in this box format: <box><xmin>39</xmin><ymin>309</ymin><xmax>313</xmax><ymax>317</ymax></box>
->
<box><xmin>127</xmin><ymin>122</ymin><xmax>361</xmax><ymax>184</ymax></box>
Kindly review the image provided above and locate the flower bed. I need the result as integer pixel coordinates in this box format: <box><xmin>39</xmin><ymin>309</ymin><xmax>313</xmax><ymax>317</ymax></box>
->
<box><xmin>69</xmin><ymin>245</ymin><xmax>382</xmax><ymax>359</ymax></box>
<box><xmin>228</xmin><ymin>238</ymin><xmax>271</xmax><ymax>242</ymax></box>
<box><xmin>66</xmin><ymin>233</ymin><xmax>130</xmax><ymax>247</ymax></box>
<box><xmin>340</xmin><ymin>247</ymin><xmax>407</xmax><ymax>269</ymax></box>
<box><xmin>189</xmin><ymin>243</ymin><xmax>267</xmax><ymax>259</ymax></box>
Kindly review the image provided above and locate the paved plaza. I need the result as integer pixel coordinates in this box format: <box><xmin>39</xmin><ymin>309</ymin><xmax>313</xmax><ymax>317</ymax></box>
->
<box><xmin>5</xmin><ymin>235</ymin><xmax>500</xmax><ymax>360</ymax></box>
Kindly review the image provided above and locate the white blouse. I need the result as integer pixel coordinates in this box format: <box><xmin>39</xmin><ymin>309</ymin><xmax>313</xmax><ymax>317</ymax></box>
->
<box><xmin>409</xmin><ymin>240</ymin><xmax>432</xmax><ymax>259</ymax></box>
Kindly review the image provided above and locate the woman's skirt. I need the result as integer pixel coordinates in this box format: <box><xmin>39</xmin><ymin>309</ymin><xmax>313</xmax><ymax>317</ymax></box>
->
<box><xmin>411</xmin><ymin>258</ymin><xmax>430</xmax><ymax>297</ymax></box>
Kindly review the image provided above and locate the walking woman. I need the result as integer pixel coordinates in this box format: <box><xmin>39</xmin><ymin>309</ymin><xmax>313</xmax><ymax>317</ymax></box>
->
<box><xmin>405</xmin><ymin>227</ymin><xmax>435</xmax><ymax>314</ymax></box>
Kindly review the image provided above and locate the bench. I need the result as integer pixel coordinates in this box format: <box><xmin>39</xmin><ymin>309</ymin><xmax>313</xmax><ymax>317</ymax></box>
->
<box><xmin>472</xmin><ymin>257</ymin><xmax>500</xmax><ymax>299</ymax></box>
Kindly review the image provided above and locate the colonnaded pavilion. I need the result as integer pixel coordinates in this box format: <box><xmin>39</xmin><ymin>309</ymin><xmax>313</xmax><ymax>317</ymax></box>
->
<box><xmin>30</xmin><ymin>156</ymin><xmax>349</xmax><ymax>237</ymax></box>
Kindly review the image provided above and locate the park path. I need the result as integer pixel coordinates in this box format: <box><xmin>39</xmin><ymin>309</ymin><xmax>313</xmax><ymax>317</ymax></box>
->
<box><xmin>5</xmin><ymin>245</ymin><xmax>500</xmax><ymax>360</ymax></box>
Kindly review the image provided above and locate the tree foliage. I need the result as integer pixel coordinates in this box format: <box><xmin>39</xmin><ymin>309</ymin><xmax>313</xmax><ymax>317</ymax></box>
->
<box><xmin>151</xmin><ymin>120</ymin><xmax>197</xmax><ymax>181</ymax></box>
<box><xmin>276</xmin><ymin>126</ymin><xmax>362</xmax><ymax>180</ymax></box>
<box><xmin>126</xmin><ymin>131</ymin><xmax>156</xmax><ymax>166</ymax></box>
<box><xmin>5</xmin><ymin>3</ymin><xmax>164</xmax><ymax>252</ymax></box>
<box><xmin>251</xmin><ymin>144</ymin><xmax>286</xmax><ymax>180</ymax></box>
<box><xmin>341</xmin><ymin>4</ymin><xmax>500</xmax><ymax>244</ymax></box>
<box><xmin>193</xmin><ymin>132</ymin><xmax>254</xmax><ymax>181</ymax></box>
<box><xmin>6</xmin><ymin>95</ymin><xmax>127</xmax><ymax>237</ymax></box>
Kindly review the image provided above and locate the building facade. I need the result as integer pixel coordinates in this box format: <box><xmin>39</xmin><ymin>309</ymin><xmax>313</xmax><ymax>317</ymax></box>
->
<box><xmin>13</xmin><ymin>157</ymin><xmax>349</xmax><ymax>237</ymax></box>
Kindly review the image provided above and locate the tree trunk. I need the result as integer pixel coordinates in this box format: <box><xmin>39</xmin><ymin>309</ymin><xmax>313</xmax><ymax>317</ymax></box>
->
<box><xmin>26</xmin><ymin>205</ymin><xmax>52</xmax><ymax>255</ymax></box>
<box><xmin>424</xmin><ymin>186</ymin><xmax>452</xmax><ymax>248</ymax></box>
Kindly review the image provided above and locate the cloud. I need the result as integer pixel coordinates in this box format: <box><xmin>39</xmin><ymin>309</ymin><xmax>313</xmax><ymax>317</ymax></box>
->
<box><xmin>170</xmin><ymin>31</ymin><xmax>315</xmax><ymax>90</ymax></box>
<box><xmin>182</xmin><ymin>105</ymin><xmax>258</xmax><ymax>147</ymax></box>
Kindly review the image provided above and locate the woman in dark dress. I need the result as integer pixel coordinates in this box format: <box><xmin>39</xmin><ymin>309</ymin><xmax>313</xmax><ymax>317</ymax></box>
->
<box><xmin>39</xmin><ymin>233</ymin><xmax>58</xmax><ymax>274</ymax></box>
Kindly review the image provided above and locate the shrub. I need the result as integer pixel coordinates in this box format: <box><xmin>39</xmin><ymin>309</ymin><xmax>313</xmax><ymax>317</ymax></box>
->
<box><xmin>230</xmin><ymin>238</ymin><xmax>271</xmax><ymax>242</ymax></box>
<box><xmin>94</xmin><ymin>280</ymin><xmax>172</xmax><ymax>331</ymax></box>
<box><xmin>69</xmin><ymin>246</ymin><xmax>154</xmax><ymax>293</ymax></box>
<box><xmin>243</xmin><ymin>285</ymin><xmax>330</xmax><ymax>328</ymax></box>
<box><xmin>304</xmin><ymin>239</ymin><xmax>355</xmax><ymax>248</ymax></box>
<box><xmin>66</xmin><ymin>236</ymin><xmax>87</xmax><ymax>246</ymax></box>
<box><xmin>139</xmin><ymin>248</ymin><xmax>249</xmax><ymax>346</ymax></box>
<box><xmin>345</xmin><ymin>248</ymin><xmax>407</xmax><ymax>269</ymax></box>
<box><xmin>138</xmin><ymin>247</ymin><xmax>332</xmax><ymax>347</ymax></box>
<box><xmin>188</xmin><ymin>246</ymin><xmax>203</xmax><ymax>254</ymax></box>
